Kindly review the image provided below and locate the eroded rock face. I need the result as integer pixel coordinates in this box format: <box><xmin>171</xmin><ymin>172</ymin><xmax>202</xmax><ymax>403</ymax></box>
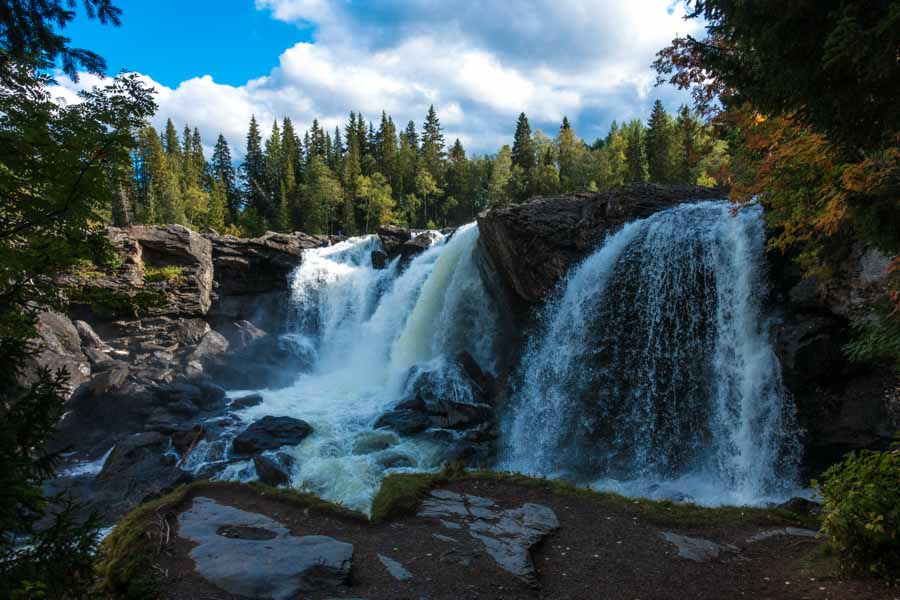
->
<box><xmin>770</xmin><ymin>243</ymin><xmax>898</xmax><ymax>472</ymax></box>
<box><xmin>477</xmin><ymin>183</ymin><xmax>725</xmax><ymax>305</ymax></box>
<box><xmin>204</xmin><ymin>231</ymin><xmax>332</xmax><ymax>334</ymax></box>
<box><xmin>24</xmin><ymin>312</ymin><xmax>91</xmax><ymax>395</ymax></box>
<box><xmin>178</xmin><ymin>497</ymin><xmax>353</xmax><ymax>599</ymax></box>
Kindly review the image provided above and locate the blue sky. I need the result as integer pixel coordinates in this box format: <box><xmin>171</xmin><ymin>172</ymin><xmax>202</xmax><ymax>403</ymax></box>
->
<box><xmin>55</xmin><ymin>1</ymin><xmax>703</xmax><ymax>157</ymax></box>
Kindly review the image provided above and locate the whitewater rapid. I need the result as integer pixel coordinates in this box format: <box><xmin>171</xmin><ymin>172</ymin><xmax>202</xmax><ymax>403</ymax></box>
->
<box><xmin>186</xmin><ymin>224</ymin><xmax>501</xmax><ymax>511</ymax></box>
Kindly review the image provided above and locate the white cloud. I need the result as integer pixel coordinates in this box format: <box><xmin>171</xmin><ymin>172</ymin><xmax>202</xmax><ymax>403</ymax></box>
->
<box><xmin>53</xmin><ymin>0</ymin><xmax>703</xmax><ymax>156</ymax></box>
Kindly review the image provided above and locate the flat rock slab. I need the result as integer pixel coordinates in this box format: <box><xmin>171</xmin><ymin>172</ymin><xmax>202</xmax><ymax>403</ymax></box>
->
<box><xmin>178</xmin><ymin>496</ymin><xmax>353</xmax><ymax>599</ymax></box>
<box><xmin>417</xmin><ymin>489</ymin><xmax>559</xmax><ymax>585</ymax></box>
<box><xmin>660</xmin><ymin>532</ymin><xmax>738</xmax><ymax>562</ymax></box>
<box><xmin>745</xmin><ymin>527</ymin><xmax>818</xmax><ymax>544</ymax></box>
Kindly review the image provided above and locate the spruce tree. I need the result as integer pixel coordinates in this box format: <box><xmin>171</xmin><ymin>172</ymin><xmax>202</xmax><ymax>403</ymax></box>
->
<box><xmin>421</xmin><ymin>105</ymin><xmax>446</xmax><ymax>180</ymax></box>
<box><xmin>645</xmin><ymin>99</ymin><xmax>675</xmax><ymax>183</ymax></box>
<box><xmin>241</xmin><ymin>115</ymin><xmax>268</xmax><ymax>224</ymax></box>
<box><xmin>211</xmin><ymin>134</ymin><xmax>239</xmax><ymax>222</ymax></box>
<box><xmin>511</xmin><ymin>112</ymin><xmax>535</xmax><ymax>200</ymax></box>
<box><xmin>624</xmin><ymin>119</ymin><xmax>647</xmax><ymax>183</ymax></box>
<box><xmin>163</xmin><ymin>118</ymin><xmax>182</xmax><ymax>162</ymax></box>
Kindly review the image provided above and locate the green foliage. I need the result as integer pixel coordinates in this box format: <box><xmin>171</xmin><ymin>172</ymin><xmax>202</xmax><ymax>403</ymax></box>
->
<box><xmin>815</xmin><ymin>445</ymin><xmax>900</xmax><ymax>580</ymax></box>
<box><xmin>371</xmin><ymin>473</ymin><xmax>440</xmax><ymax>522</ymax></box>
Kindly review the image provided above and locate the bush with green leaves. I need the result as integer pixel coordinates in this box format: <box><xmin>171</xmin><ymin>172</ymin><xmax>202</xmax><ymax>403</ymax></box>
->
<box><xmin>816</xmin><ymin>444</ymin><xmax>900</xmax><ymax>581</ymax></box>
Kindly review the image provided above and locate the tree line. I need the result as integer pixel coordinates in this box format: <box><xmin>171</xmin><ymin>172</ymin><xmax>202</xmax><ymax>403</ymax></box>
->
<box><xmin>123</xmin><ymin>100</ymin><xmax>729</xmax><ymax>237</ymax></box>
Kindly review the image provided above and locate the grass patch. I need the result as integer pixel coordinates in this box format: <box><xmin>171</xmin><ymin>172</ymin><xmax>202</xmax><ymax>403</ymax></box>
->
<box><xmin>95</xmin><ymin>481</ymin><xmax>362</xmax><ymax>599</ymax></box>
<box><xmin>143</xmin><ymin>264</ymin><xmax>184</xmax><ymax>283</ymax></box>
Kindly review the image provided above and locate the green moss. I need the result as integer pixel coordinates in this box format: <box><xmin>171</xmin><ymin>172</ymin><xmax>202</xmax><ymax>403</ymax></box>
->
<box><xmin>68</xmin><ymin>258</ymin><xmax>105</xmax><ymax>279</ymax></box>
<box><xmin>371</xmin><ymin>472</ymin><xmax>443</xmax><ymax>522</ymax></box>
<box><xmin>369</xmin><ymin>469</ymin><xmax>817</xmax><ymax>529</ymax></box>
<box><xmin>143</xmin><ymin>264</ymin><xmax>184</xmax><ymax>283</ymax></box>
<box><xmin>95</xmin><ymin>481</ymin><xmax>362</xmax><ymax>599</ymax></box>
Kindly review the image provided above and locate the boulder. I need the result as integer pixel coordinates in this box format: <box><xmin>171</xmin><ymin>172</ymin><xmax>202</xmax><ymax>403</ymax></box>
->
<box><xmin>374</xmin><ymin>410</ymin><xmax>431</xmax><ymax>435</ymax></box>
<box><xmin>477</xmin><ymin>183</ymin><xmax>725</xmax><ymax>305</ymax></box>
<box><xmin>254</xmin><ymin>454</ymin><xmax>293</xmax><ymax>486</ymax></box>
<box><xmin>74</xmin><ymin>319</ymin><xmax>111</xmax><ymax>350</ymax></box>
<box><xmin>371</xmin><ymin>249</ymin><xmax>388</xmax><ymax>270</ymax></box>
<box><xmin>93</xmin><ymin>431</ymin><xmax>191</xmax><ymax>519</ymax></box>
<box><xmin>376</xmin><ymin>225</ymin><xmax>413</xmax><ymax>258</ymax></box>
<box><xmin>398</xmin><ymin>231</ymin><xmax>442</xmax><ymax>262</ymax></box>
<box><xmin>232</xmin><ymin>320</ymin><xmax>267</xmax><ymax>351</ymax></box>
<box><xmin>23</xmin><ymin>312</ymin><xmax>92</xmax><ymax>395</ymax></box>
<box><xmin>232</xmin><ymin>416</ymin><xmax>313</xmax><ymax>455</ymax></box>
<box><xmin>178</xmin><ymin>497</ymin><xmax>353</xmax><ymax>599</ymax></box>
<box><xmin>231</xmin><ymin>393</ymin><xmax>264</xmax><ymax>410</ymax></box>
<box><xmin>190</xmin><ymin>329</ymin><xmax>230</xmax><ymax>366</ymax></box>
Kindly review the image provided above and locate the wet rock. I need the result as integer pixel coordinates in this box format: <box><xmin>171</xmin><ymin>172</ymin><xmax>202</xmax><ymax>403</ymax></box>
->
<box><xmin>417</xmin><ymin>490</ymin><xmax>558</xmax><ymax>585</ymax></box>
<box><xmin>478</xmin><ymin>183</ymin><xmax>725</xmax><ymax>305</ymax></box>
<box><xmin>93</xmin><ymin>431</ymin><xmax>191</xmax><ymax>520</ymax></box>
<box><xmin>776</xmin><ymin>497</ymin><xmax>822</xmax><ymax>516</ymax></box>
<box><xmin>376</xmin><ymin>225</ymin><xmax>413</xmax><ymax>258</ymax></box>
<box><xmin>232</xmin><ymin>320</ymin><xmax>267</xmax><ymax>351</ymax></box>
<box><xmin>378</xmin><ymin>554</ymin><xmax>413</xmax><ymax>581</ymax></box>
<box><xmin>352</xmin><ymin>431</ymin><xmax>398</xmax><ymax>455</ymax></box>
<box><xmin>233</xmin><ymin>416</ymin><xmax>313</xmax><ymax>455</ymax></box>
<box><xmin>376</xmin><ymin>450</ymin><xmax>416</xmax><ymax>469</ymax></box>
<box><xmin>231</xmin><ymin>393</ymin><xmax>264</xmax><ymax>410</ymax></box>
<box><xmin>398</xmin><ymin>231</ymin><xmax>442</xmax><ymax>262</ymax></box>
<box><xmin>254</xmin><ymin>454</ymin><xmax>293</xmax><ymax>486</ymax></box>
<box><xmin>374</xmin><ymin>410</ymin><xmax>431</xmax><ymax>435</ymax></box>
<box><xmin>660</xmin><ymin>532</ymin><xmax>739</xmax><ymax>562</ymax></box>
<box><xmin>178</xmin><ymin>497</ymin><xmax>353</xmax><ymax>599</ymax></box>
<box><xmin>371</xmin><ymin>250</ymin><xmax>388</xmax><ymax>270</ymax></box>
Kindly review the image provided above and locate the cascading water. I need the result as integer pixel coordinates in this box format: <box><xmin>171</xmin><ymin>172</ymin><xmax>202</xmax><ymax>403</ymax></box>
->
<box><xmin>498</xmin><ymin>201</ymin><xmax>802</xmax><ymax>506</ymax></box>
<box><xmin>187</xmin><ymin>223</ymin><xmax>501</xmax><ymax>512</ymax></box>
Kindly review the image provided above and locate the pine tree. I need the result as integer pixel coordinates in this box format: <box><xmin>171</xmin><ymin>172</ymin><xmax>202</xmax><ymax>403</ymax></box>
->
<box><xmin>557</xmin><ymin>116</ymin><xmax>580</xmax><ymax>192</ymax></box>
<box><xmin>191</xmin><ymin>127</ymin><xmax>206</xmax><ymax>183</ymax></box>
<box><xmin>674</xmin><ymin>105</ymin><xmax>701</xmax><ymax>184</ymax></box>
<box><xmin>446</xmin><ymin>139</ymin><xmax>470</xmax><ymax>222</ymax></box>
<box><xmin>645</xmin><ymin>99</ymin><xmax>676</xmax><ymax>183</ymax></box>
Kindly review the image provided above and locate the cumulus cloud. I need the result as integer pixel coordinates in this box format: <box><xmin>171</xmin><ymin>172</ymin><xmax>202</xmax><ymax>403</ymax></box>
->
<box><xmin>54</xmin><ymin>0</ymin><xmax>703</xmax><ymax>156</ymax></box>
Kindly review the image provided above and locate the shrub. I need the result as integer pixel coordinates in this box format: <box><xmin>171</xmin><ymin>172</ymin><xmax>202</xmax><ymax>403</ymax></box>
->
<box><xmin>816</xmin><ymin>445</ymin><xmax>900</xmax><ymax>580</ymax></box>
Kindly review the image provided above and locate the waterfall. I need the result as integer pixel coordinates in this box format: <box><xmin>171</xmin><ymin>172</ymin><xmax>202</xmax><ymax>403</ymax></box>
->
<box><xmin>200</xmin><ymin>223</ymin><xmax>499</xmax><ymax>512</ymax></box>
<box><xmin>497</xmin><ymin>201</ymin><xmax>802</xmax><ymax>506</ymax></box>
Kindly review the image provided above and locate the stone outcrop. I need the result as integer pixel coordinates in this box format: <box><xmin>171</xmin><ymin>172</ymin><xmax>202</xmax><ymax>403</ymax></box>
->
<box><xmin>376</xmin><ymin>225</ymin><xmax>442</xmax><ymax>266</ymax></box>
<box><xmin>770</xmin><ymin>243</ymin><xmax>898</xmax><ymax>472</ymax></box>
<box><xmin>232</xmin><ymin>416</ymin><xmax>314</xmax><ymax>456</ymax></box>
<box><xmin>477</xmin><ymin>183</ymin><xmax>725</xmax><ymax>305</ymax></box>
<box><xmin>204</xmin><ymin>231</ymin><xmax>332</xmax><ymax>334</ymax></box>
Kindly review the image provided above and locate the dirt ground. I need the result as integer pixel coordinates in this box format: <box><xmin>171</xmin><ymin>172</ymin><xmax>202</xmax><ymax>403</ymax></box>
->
<box><xmin>146</xmin><ymin>478</ymin><xmax>894</xmax><ymax>600</ymax></box>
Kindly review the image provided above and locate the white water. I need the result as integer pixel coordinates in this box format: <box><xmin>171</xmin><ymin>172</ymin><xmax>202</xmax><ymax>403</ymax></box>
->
<box><xmin>188</xmin><ymin>224</ymin><xmax>501</xmax><ymax>512</ymax></box>
<box><xmin>498</xmin><ymin>201</ymin><xmax>803</xmax><ymax>506</ymax></box>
